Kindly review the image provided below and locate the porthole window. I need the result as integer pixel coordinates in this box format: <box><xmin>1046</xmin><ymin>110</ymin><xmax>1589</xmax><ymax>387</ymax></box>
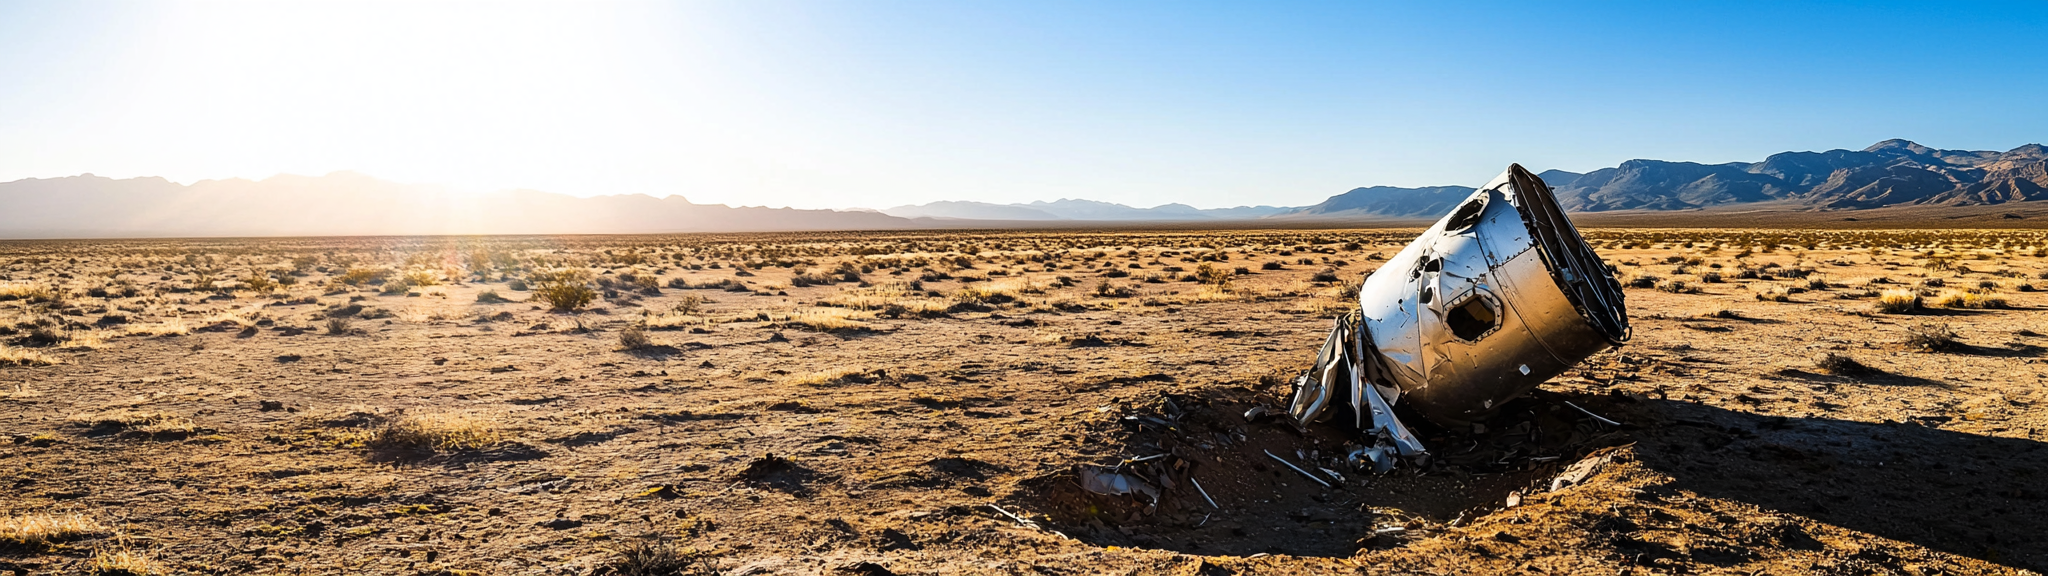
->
<box><xmin>1446</xmin><ymin>293</ymin><xmax>1501</xmax><ymax>341</ymax></box>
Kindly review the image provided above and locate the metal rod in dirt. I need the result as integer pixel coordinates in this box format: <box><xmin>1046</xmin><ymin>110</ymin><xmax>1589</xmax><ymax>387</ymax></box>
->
<box><xmin>1264</xmin><ymin>449</ymin><xmax>1333</xmax><ymax>488</ymax></box>
<box><xmin>1564</xmin><ymin>400</ymin><xmax>1622</xmax><ymax>427</ymax></box>
<box><xmin>1191</xmin><ymin>477</ymin><xmax>1220</xmax><ymax>509</ymax></box>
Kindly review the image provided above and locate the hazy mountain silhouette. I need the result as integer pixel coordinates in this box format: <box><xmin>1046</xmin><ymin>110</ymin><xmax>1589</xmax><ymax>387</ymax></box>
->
<box><xmin>0</xmin><ymin>172</ymin><xmax>916</xmax><ymax>238</ymax></box>
<box><xmin>5</xmin><ymin>139</ymin><xmax>2045</xmax><ymax>238</ymax></box>
<box><xmin>881</xmin><ymin>198</ymin><xmax>1288</xmax><ymax>221</ymax></box>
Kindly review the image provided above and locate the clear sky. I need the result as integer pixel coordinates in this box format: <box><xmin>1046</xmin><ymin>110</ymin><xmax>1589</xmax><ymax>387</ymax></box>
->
<box><xmin>2</xmin><ymin>1</ymin><xmax>2045</xmax><ymax>210</ymax></box>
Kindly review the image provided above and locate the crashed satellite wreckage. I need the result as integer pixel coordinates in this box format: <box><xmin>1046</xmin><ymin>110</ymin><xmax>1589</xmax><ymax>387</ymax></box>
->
<box><xmin>1287</xmin><ymin>164</ymin><xmax>1630</xmax><ymax>471</ymax></box>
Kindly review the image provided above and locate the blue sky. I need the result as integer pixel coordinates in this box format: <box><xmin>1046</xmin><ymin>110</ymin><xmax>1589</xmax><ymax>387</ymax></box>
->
<box><xmin>1</xmin><ymin>1</ymin><xmax>2044</xmax><ymax>209</ymax></box>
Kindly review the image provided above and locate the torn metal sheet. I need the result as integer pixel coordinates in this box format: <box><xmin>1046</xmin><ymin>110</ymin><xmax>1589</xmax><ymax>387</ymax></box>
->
<box><xmin>1077</xmin><ymin>466</ymin><xmax>1160</xmax><ymax>502</ymax></box>
<box><xmin>1289</xmin><ymin>164</ymin><xmax>1630</xmax><ymax>472</ymax></box>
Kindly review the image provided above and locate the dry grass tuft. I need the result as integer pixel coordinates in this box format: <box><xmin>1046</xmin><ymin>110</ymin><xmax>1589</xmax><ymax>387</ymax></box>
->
<box><xmin>369</xmin><ymin>411</ymin><xmax>504</xmax><ymax>451</ymax></box>
<box><xmin>0</xmin><ymin>512</ymin><xmax>108</xmax><ymax>547</ymax></box>
<box><xmin>1874</xmin><ymin>289</ymin><xmax>1921</xmax><ymax>313</ymax></box>
<box><xmin>0</xmin><ymin>283</ymin><xmax>57</xmax><ymax>303</ymax></box>
<box><xmin>67</xmin><ymin>409</ymin><xmax>198</xmax><ymax>438</ymax></box>
<box><xmin>786</xmin><ymin>308</ymin><xmax>875</xmax><ymax>332</ymax></box>
<box><xmin>1929</xmin><ymin>289</ymin><xmax>2008</xmax><ymax>309</ymax></box>
<box><xmin>0</xmin><ymin>345</ymin><xmax>61</xmax><ymax>367</ymax></box>
<box><xmin>90</xmin><ymin>546</ymin><xmax>168</xmax><ymax>576</ymax></box>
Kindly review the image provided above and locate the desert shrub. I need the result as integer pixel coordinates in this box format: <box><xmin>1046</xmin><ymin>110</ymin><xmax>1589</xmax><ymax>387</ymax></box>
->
<box><xmin>476</xmin><ymin>289</ymin><xmax>511</xmax><ymax>303</ymax></box>
<box><xmin>531</xmin><ymin>269</ymin><xmax>598</xmax><ymax>311</ymax></box>
<box><xmin>325</xmin><ymin>317</ymin><xmax>355</xmax><ymax>335</ymax></box>
<box><xmin>1904</xmin><ymin>323</ymin><xmax>1960</xmax><ymax>352</ymax></box>
<box><xmin>1310</xmin><ymin>268</ymin><xmax>1341</xmax><ymax>283</ymax></box>
<box><xmin>1093</xmin><ymin>281</ymin><xmax>1136</xmax><ymax>298</ymax></box>
<box><xmin>379</xmin><ymin>281</ymin><xmax>411</xmax><ymax>296</ymax></box>
<box><xmin>1753</xmin><ymin>287</ymin><xmax>1790</xmax><ymax>302</ymax></box>
<box><xmin>673</xmin><ymin>294</ymin><xmax>707</xmax><ymax>315</ymax></box>
<box><xmin>618</xmin><ymin>326</ymin><xmax>654</xmax><ymax>349</ymax></box>
<box><xmin>1262</xmin><ymin>261</ymin><xmax>1285</xmax><ymax>271</ymax></box>
<box><xmin>1700</xmin><ymin>272</ymin><xmax>1723</xmax><ymax>283</ymax></box>
<box><xmin>1626</xmin><ymin>274</ymin><xmax>1659</xmax><ymax>289</ymax></box>
<box><xmin>507</xmin><ymin>279</ymin><xmax>529</xmax><ymax>291</ymax></box>
<box><xmin>1194</xmin><ymin>263</ymin><xmax>1232</xmax><ymax>286</ymax></box>
<box><xmin>403</xmin><ymin>269</ymin><xmax>440</xmax><ymax>287</ymax></box>
<box><xmin>1655</xmin><ymin>279</ymin><xmax>1697</xmax><ymax>294</ymax></box>
<box><xmin>336</xmin><ymin>267</ymin><xmax>389</xmax><ymax>286</ymax></box>
<box><xmin>369</xmin><ymin>411</ymin><xmax>503</xmax><ymax>451</ymax></box>
<box><xmin>242</xmin><ymin>273</ymin><xmax>278</xmax><ymax>293</ymax></box>
<box><xmin>1805</xmin><ymin>278</ymin><xmax>1829</xmax><ymax>290</ymax></box>
<box><xmin>1811</xmin><ymin>352</ymin><xmax>1869</xmax><ymax>375</ymax></box>
<box><xmin>1874</xmin><ymin>289</ymin><xmax>1921</xmax><ymax>313</ymax></box>
<box><xmin>597</xmin><ymin>540</ymin><xmax>719</xmax><ymax>576</ymax></box>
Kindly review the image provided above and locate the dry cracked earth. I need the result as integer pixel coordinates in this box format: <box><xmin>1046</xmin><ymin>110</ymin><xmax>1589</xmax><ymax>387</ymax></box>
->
<box><xmin>2</xmin><ymin>228</ymin><xmax>2046</xmax><ymax>575</ymax></box>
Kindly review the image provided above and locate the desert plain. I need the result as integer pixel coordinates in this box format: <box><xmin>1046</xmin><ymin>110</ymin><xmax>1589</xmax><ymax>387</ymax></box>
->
<box><xmin>3</xmin><ymin>227</ymin><xmax>2047</xmax><ymax>575</ymax></box>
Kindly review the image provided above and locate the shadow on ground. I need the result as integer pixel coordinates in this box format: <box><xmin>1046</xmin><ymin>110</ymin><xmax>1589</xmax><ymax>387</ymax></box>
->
<box><xmin>1616</xmin><ymin>397</ymin><xmax>2048</xmax><ymax>572</ymax></box>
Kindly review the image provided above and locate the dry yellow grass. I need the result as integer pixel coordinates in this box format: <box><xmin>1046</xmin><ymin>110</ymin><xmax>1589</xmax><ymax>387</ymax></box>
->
<box><xmin>0</xmin><ymin>283</ymin><xmax>56</xmax><ymax>302</ymax></box>
<box><xmin>1931</xmin><ymin>289</ymin><xmax>2008</xmax><ymax>309</ymax></box>
<box><xmin>370</xmin><ymin>411</ymin><xmax>504</xmax><ymax>451</ymax></box>
<box><xmin>0</xmin><ymin>345</ymin><xmax>61</xmax><ymax>366</ymax></box>
<box><xmin>1875</xmin><ymin>289</ymin><xmax>1921</xmax><ymax>313</ymax></box>
<box><xmin>0</xmin><ymin>512</ymin><xmax>107</xmax><ymax>547</ymax></box>
<box><xmin>120</xmin><ymin>321</ymin><xmax>191</xmax><ymax>337</ymax></box>
<box><xmin>786</xmin><ymin>307</ymin><xmax>874</xmax><ymax>332</ymax></box>
<box><xmin>90</xmin><ymin>546</ymin><xmax>167</xmax><ymax>576</ymax></box>
<box><xmin>786</xmin><ymin>367</ymin><xmax>886</xmax><ymax>386</ymax></box>
<box><xmin>67</xmin><ymin>409</ymin><xmax>197</xmax><ymax>436</ymax></box>
<box><xmin>58</xmin><ymin>330</ymin><xmax>109</xmax><ymax>350</ymax></box>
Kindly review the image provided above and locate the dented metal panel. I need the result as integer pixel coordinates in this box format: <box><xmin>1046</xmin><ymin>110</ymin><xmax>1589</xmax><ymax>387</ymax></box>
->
<box><xmin>1288</xmin><ymin>164</ymin><xmax>1629</xmax><ymax>469</ymax></box>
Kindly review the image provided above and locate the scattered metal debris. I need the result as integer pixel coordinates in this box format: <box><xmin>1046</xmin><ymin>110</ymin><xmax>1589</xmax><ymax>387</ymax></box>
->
<box><xmin>1565</xmin><ymin>400</ymin><xmax>1622</xmax><ymax>427</ymax></box>
<box><xmin>1077</xmin><ymin>466</ymin><xmax>1161</xmax><ymax>502</ymax></box>
<box><xmin>1191</xmin><ymin>477</ymin><xmax>1220</xmax><ymax>509</ymax></box>
<box><xmin>1264</xmin><ymin>449</ymin><xmax>1333</xmax><ymax>488</ymax></box>
<box><xmin>1288</xmin><ymin>164</ymin><xmax>1631</xmax><ymax>473</ymax></box>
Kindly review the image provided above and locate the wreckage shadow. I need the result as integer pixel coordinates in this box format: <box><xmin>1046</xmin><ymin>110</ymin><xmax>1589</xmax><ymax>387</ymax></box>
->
<box><xmin>1767</xmin><ymin>368</ymin><xmax>1951</xmax><ymax>388</ymax></box>
<box><xmin>1618</xmin><ymin>398</ymin><xmax>2048</xmax><ymax>571</ymax></box>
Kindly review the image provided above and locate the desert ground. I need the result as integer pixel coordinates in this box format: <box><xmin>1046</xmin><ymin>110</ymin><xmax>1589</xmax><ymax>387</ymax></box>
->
<box><xmin>3</xmin><ymin>227</ymin><xmax>2047</xmax><ymax>576</ymax></box>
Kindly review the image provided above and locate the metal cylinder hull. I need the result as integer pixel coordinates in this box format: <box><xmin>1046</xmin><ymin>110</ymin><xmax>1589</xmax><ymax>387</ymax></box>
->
<box><xmin>1356</xmin><ymin>165</ymin><xmax>1628</xmax><ymax>426</ymax></box>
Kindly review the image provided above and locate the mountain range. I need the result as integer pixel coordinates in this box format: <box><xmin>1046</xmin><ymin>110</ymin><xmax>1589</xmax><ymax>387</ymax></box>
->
<box><xmin>3</xmin><ymin>139</ymin><xmax>2044</xmax><ymax>238</ymax></box>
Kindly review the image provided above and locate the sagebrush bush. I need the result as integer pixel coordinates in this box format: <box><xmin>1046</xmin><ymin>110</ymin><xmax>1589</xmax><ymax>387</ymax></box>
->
<box><xmin>1904</xmin><ymin>323</ymin><xmax>1961</xmax><ymax>352</ymax></box>
<box><xmin>531</xmin><ymin>269</ymin><xmax>597</xmax><ymax>311</ymax></box>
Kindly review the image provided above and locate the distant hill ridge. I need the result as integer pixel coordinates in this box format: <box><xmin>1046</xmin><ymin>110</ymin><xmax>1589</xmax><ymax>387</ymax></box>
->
<box><xmin>2</xmin><ymin>139</ymin><xmax>2043</xmax><ymax>237</ymax></box>
<box><xmin>1269</xmin><ymin>139</ymin><xmax>2048</xmax><ymax>219</ymax></box>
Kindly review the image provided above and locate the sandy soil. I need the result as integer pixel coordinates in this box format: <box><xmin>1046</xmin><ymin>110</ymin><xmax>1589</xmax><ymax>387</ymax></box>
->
<box><xmin>3</xmin><ymin>228</ymin><xmax>2045</xmax><ymax>575</ymax></box>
